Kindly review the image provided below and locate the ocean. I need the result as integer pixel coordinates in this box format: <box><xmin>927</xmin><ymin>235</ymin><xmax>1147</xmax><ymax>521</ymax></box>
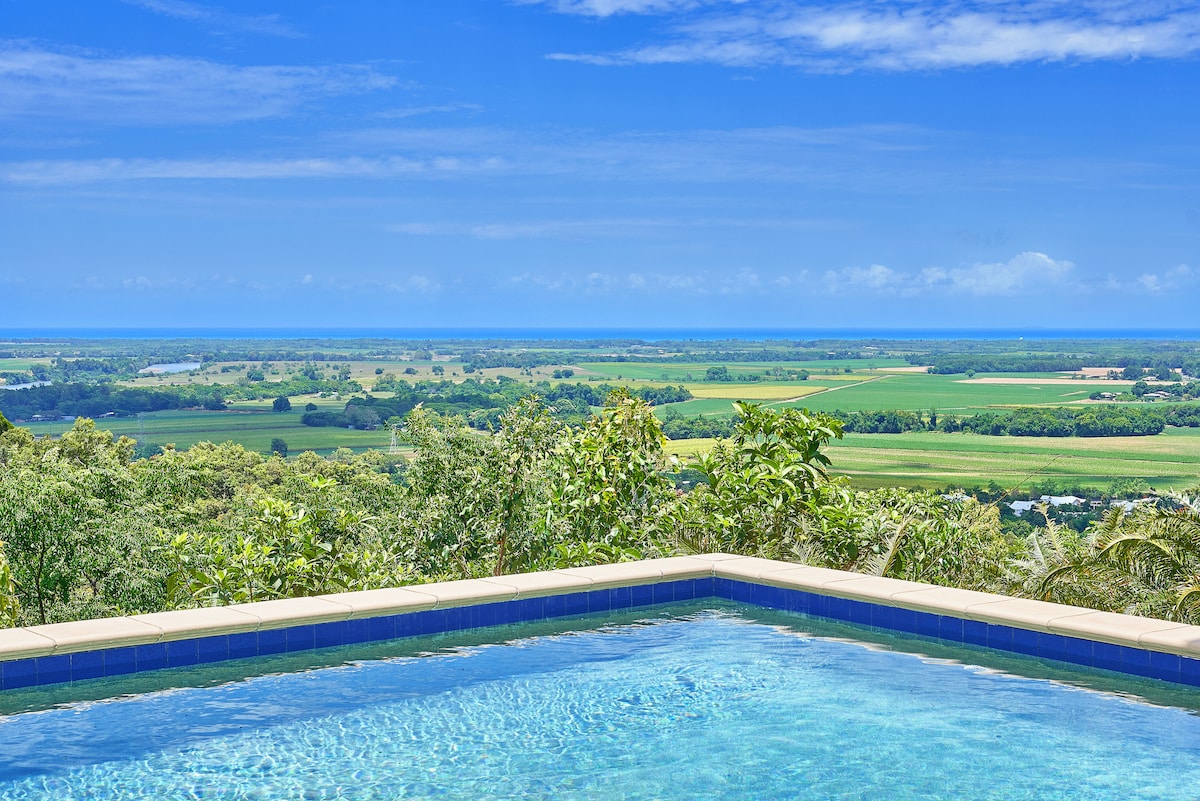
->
<box><xmin>4</xmin><ymin>328</ymin><xmax>1200</xmax><ymax>342</ymax></box>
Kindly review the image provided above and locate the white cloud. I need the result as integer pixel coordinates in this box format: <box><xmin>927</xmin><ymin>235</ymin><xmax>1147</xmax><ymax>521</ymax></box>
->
<box><xmin>1135</xmin><ymin>263</ymin><xmax>1193</xmax><ymax>292</ymax></box>
<box><xmin>122</xmin><ymin>0</ymin><xmax>301</xmax><ymax>37</ymax></box>
<box><xmin>0</xmin><ymin>42</ymin><xmax>395</xmax><ymax>125</ymax></box>
<box><xmin>542</xmin><ymin>1</ymin><xmax>1200</xmax><ymax>70</ymax></box>
<box><xmin>825</xmin><ymin>251</ymin><xmax>1074</xmax><ymax>296</ymax></box>
<box><xmin>385</xmin><ymin>275</ymin><xmax>441</xmax><ymax>293</ymax></box>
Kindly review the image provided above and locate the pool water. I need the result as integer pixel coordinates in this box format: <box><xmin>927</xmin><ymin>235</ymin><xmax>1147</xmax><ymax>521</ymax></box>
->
<box><xmin>2</xmin><ymin>604</ymin><xmax>1200</xmax><ymax>800</ymax></box>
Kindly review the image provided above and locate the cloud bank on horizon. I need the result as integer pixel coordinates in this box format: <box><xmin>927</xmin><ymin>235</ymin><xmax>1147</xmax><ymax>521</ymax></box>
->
<box><xmin>0</xmin><ymin>1</ymin><xmax>1196</xmax><ymax>329</ymax></box>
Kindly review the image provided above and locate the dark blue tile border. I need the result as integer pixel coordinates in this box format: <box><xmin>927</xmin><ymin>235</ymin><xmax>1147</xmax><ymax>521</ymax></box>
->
<box><xmin>3</xmin><ymin>576</ymin><xmax>1199</xmax><ymax>691</ymax></box>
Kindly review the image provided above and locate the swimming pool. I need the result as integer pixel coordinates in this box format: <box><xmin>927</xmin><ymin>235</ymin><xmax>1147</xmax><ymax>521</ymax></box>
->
<box><xmin>3</xmin><ymin>555</ymin><xmax>1200</xmax><ymax>798</ymax></box>
<box><xmin>3</xmin><ymin>602</ymin><xmax>1200</xmax><ymax>800</ymax></box>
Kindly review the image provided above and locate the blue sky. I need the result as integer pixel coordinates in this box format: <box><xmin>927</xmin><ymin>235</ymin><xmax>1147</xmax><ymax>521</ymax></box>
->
<box><xmin>1</xmin><ymin>0</ymin><xmax>1198</xmax><ymax>330</ymax></box>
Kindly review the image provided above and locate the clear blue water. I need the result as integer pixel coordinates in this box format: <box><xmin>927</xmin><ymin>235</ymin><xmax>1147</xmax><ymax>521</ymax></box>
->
<box><xmin>5</xmin><ymin>327</ymin><xmax>1200</xmax><ymax>341</ymax></box>
<box><xmin>2</xmin><ymin>605</ymin><xmax>1200</xmax><ymax>800</ymax></box>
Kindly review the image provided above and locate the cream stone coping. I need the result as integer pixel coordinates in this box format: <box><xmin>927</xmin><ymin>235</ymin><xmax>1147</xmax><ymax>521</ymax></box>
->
<box><xmin>316</xmin><ymin>587</ymin><xmax>439</xmax><ymax>619</ymax></box>
<box><xmin>3</xmin><ymin>554</ymin><xmax>1200</xmax><ymax>663</ymax></box>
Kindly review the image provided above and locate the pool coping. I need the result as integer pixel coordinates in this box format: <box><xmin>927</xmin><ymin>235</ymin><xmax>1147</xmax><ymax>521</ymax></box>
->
<box><xmin>3</xmin><ymin>554</ymin><xmax>1200</xmax><ymax>689</ymax></box>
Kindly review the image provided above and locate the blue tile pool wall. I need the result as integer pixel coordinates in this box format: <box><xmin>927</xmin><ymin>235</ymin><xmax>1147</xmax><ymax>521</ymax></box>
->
<box><xmin>0</xmin><ymin>578</ymin><xmax>711</xmax><ymax>691</ymax></box>
<box><xmin>3</xmin><ymin>576</ymin><xmax>1200</xmax><ymax>690</ymax></box>
<box><xmin>712</xmin><ymin>578</ymin><xmax>1200</xmax><ymax>688</ymax></box>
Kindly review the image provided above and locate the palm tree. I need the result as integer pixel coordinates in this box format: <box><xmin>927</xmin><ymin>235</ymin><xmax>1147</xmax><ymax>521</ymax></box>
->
<box><xmin>1029</xmin><ymin>495</ymin><xmax>1200</xmax><ymax>623</ymax></box>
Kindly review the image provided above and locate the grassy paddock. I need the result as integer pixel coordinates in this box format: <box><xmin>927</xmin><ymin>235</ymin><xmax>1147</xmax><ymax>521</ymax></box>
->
<box><xmin>0</xmin><ymin>358</ymin><xmax>52</xmax><ymax>373</ymax></box>
<box><xmin>21</xmin><ymin>409</ymin><xmax>396</xmax><ymax>455</ymax></box>
<box><xmin>784</xmin><ymin>373</ymin><xmax>1132</xmax><ymax>414</ymax></box>
<box><xmin>575</xmin><ymin>361</ymin><xmax>890</xmax><ymax>382</ymax></box>
<box><xmin>662</xmin><ymin>428</ymin><xmax>1200</xmax><ymax>491</ymax></box>
<box><xmin>686</xmin><ymin>384</ymin><xmax>827</xmax><ymax>400</ymax></box>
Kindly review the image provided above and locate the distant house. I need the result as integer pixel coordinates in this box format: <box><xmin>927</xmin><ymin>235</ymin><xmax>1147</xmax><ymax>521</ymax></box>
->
<box><xmin>1009</xmin><ymin>500</ymin><xmax>1038</xmax><ymax>516</ymax></box>
<box><xmin>1110</xmin><ymin>498</ymin><xmax>1156</xmax><ymax>513</ymax></box>
<box><xmin>1041</xmin><ymin>495</ymin><xmax>1085</xmax><ymax>507</ymax></box>
<box><xmin>1011</xmin><ymin>495</ymin><xmax>1087</xmax><ymax>516</ymax></box>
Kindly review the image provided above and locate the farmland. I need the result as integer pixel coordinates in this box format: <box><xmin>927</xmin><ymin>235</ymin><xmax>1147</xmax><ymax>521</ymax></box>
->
<box><xmin>666</xmin><ymin>428</ymin><xmax>1200</xmax><ymax>492</ymax></box>
<box><xmin>654</xmin><ymin>373</ymin><xmax>1127</xmax><ymax>417</ymax></box>
<box><xmin>4</xmin><ymin>335</ymin><xmax>1200</xmax><ymax>492</ymax></box>
<box><xmin>17</xmin><ymin>405</ymin><xmax>399</xmax><ymax>456</ymax></box>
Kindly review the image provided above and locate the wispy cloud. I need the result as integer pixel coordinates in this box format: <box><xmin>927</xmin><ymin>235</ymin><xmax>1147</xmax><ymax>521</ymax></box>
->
<box><xmin>0</xmin><ymin>123</ymin><xmax>934</xmax><ymax>185</ymax></box>
<box><xmin>122</xmin><ymin>0</ymin><xmax>302</xmax><ymax>38</ymax></box>
<box><xmin>387</xmin><ymin>215</ymin><xmax>837</xmax><ymax>239</ymax></box>
<box><xmin>371</xmin><ymin>103</ymin><xmax>484</xmax><ymax>120</ymax></box>
<box><xmin>517</xmin><ymin>0</ymin><xmax>736</xmax><ymax>17</ymax></box>
<box><xmin>0</xmin><ymin>155</ymin><xmax>505</xmax><ymax>184</ymax></box>
<box><xmin>0</xmin><ymin>123</ymin><xmax>1165</xmax><ymax>191</ymax></box>
<box><xmin>823</xmin><ymin>251</ymin><xmax>1075</xmax><ymax>296</ymax></box>
<box><xmin>64</xmin><ymin>271</ymin><xmax>443</xmax><ymax>295</ymax></box>
<box><xmin>540</xmin><ymin>1</ymin><xmax>1200</xmax><ymax>70</ymax></box>
<box><xmin>0</xmin><ymin>42</ymin><xmax>395</xmax><ymax>125</ymax></box>
<box><xmin>68</xmin><ymin>272</ymin><xmax>269</xmax><ymax>292</ymax></box>
<box><xmin>506</xmin><ymin>269</ymin><xmax>720</xmax><ymax>294</ymax></box>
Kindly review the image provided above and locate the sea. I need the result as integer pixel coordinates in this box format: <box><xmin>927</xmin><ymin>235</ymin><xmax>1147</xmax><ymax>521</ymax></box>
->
<box><xmin>4</xmin><ymin>328</ymin><xmax>1200</xmax><ymax>342</ymax></box>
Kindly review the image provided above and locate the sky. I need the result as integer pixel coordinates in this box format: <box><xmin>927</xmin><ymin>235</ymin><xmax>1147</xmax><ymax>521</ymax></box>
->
<box><xmin>1</xmin><ymin>0</ymin><xmax>1198</xmax><ymax>331</ymax></box>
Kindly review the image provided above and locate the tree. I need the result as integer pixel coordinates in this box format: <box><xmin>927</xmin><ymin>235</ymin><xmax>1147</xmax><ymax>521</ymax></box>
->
<box><xmin>1027</xmin><ymin>497</ymin><xmax>1200</xmax><ymax>622</ymax></box>
<box><xmin>705</xmin><ymin>366</ymin><xmax>732</xmax><ymax>382</ymax></box>
<box><xmin>551</xmin><ymin>389</ymin><xmax>674</xmax><ymax>549</ymax></box>
<box><xmin>432</xmin><ymin>366</ymin><xmax>445</xmax><ymax>376</ymax></box>
<box><xmin>0</xmin><ymin>411</ymin><xmax>13</xmax><ymax>434</ymax></box>
<box><xmin>0</xmin><ymin>537</ymin><xmax>18</xmax><ymax>627</ymax></box>
<box><xmin>270</xmin><ymin>438</ymin><xmax>289</xmax><ymax>458</ymax></box>
<box><xmin>0</xmin><ymin>420</ymin><xmax>161</xmax><ymax>625</ymax></box>
<box><xmin>162</xmin><ymin>480</ymin><xmax>405</xmax><ymax>606</ymax></box>
<box><xmin>678</xmin><ymin>402</ymin><xmax>843</xmax><ymax>554</ymax></box>
<box><xmin>272</xmin><ymin>396</ymin><xmax>292</xmax><ymax>412</ymax></box>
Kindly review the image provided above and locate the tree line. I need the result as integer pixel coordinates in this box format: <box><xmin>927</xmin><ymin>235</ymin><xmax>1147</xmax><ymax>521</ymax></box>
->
<box><xmin>0</xmin><ymin>378</ymin><xmax>362</xmax><ymax>421</ymax></box>
<box><xmin>301</xmin><ymin>380</ymin><xmax>694</xmax><ymax>431</ymax></box>
<box><xmin>833</xmin><ymin>404</ymin><xmax>1200</xmax><ymax>437</ymax></box>
<box><xmin>913</xmin><ymin>352</ymin><xmax>1200</xmax><ymax>377</ymax></box>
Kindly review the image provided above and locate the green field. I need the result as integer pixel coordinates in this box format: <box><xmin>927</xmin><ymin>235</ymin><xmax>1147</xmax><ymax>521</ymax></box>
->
<box><xmin>20</xmin><ymin>409</ymin><xmax>397</xmax><ymax>455</ymax></box>
<box><xmin>654</xmin><ymin>373</ymin><xmax>1136</xmax><ymax>417</ymax></box>
<box><xmin>576</xmin><ymin>360</ymin><xmax>899</xmax><ymax>382</ymax></box>
<box><xmin>665</xmin><ymin>428</ymin><xmax>1200</xmax><ymax>491</ymax></box>
<box><xmin>0</xmin><ymin>359</ymin><xmax>51</xmax><ymax>372</ymax></box>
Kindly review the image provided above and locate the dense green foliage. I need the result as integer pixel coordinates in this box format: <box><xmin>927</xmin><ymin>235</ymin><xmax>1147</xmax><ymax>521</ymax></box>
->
<box><xmin>0</xmin><ymin>399</ymin><xmax>1027</xmax><ymax>628</ymax></box>
<box><xmin>1016</xmin><ymin>496</ymin><xmax>1200</xmax><ymax>623</ymax></box>
<box><xmin>300</xmin><ymin>380</ymin><xmax>693</xmax><ymax>432</ymax></box>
